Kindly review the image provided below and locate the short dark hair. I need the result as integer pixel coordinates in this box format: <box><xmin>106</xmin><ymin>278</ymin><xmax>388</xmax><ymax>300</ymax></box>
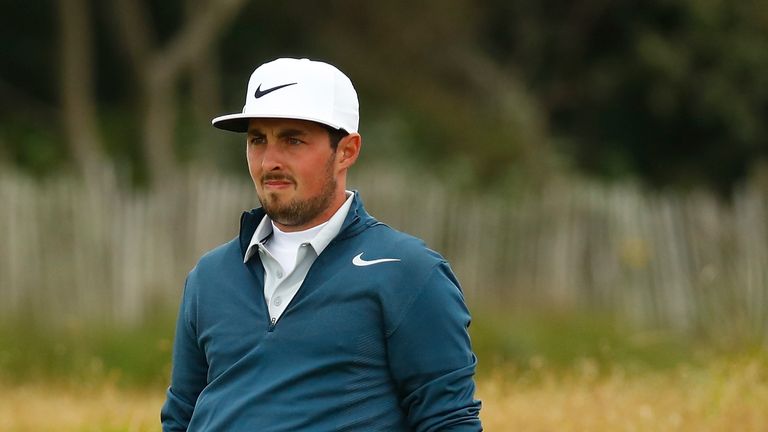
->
<box><xmin>323</xmin><ymin>125</ymin><xmax>349</xmax><ymax>150</ymax></box>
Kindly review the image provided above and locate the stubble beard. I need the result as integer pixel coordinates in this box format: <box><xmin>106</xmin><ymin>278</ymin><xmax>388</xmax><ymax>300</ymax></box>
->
<box><xmin>258</xmin><ymin>154</ymin><xmax>338</xmax><ymax>228</ymax></box>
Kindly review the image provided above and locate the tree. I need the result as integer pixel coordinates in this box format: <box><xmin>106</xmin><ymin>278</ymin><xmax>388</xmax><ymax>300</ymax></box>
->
<box><xmin>480</xmin><ymin>0</ymin><xmax>768</xmax><ymax>191</ymax></box>
<box><xmin>286</xmin><ymin>0</ymin><xmax>554</xmax><ymax>187</ymax></box>
<box><xmin>111</xmin><ymin>0</ymin><xmax>247</xmax><ymax>185</ymax></box>
<box><xmin>57</xmin><ymin>0</ymin><xmax>106</xmax><ymax>181</ymax></box>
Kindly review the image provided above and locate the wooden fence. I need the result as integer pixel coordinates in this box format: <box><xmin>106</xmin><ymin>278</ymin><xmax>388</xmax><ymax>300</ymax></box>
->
<box><xmin>1</xmin><ymin>166</ymin><xmax>766</xmax><ymax>343</ymax></box>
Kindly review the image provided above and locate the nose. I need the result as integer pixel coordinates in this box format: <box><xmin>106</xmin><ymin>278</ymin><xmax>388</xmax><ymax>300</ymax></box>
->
<box><xmin>260</xmin><ymin>142</ymin><xmax>284</xmax><ymax>172</ymax></box>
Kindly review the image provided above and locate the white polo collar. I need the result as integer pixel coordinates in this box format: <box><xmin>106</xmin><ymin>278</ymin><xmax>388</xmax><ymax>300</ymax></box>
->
<box><xmin>244</xmin><ymin>191</ymin><xmax>354</xmax><ymax>263</ymax></box>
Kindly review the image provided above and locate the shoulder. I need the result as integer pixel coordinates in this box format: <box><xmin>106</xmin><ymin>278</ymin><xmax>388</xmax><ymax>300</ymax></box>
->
<box><xmin>350</xmin><ymin>223</ymin><xmax>467</xmax><ymax>337</ymax></box>
<box><xmin>349</xmin><ymin>222</ymin><xmax>460</xmax><ymax>303</ymax></box>
<box><xmin>359</xmin><ymin>222</ymin><xmax>446</xmax><ymax>272</ymax></box>
<box><xmin>188</xmin><ymin>237</ymin><xmax>242</xmax><ymax>283</ymax></box>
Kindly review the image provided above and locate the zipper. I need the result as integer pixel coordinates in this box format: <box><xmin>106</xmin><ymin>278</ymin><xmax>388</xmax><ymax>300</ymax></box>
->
<box><xmin>244</xmin><ymin>247</ymin><xmax>278</xmax><ymax>333</ymax></box>
<box><xmin>269</xmin><ymin>215</ymin><xmax>371</xmax><ymax>328</ymax></box>
<box><xmin>248</xmin><ymin>211</ymin><xmax>370</xmax><ymax>334</ymax></box>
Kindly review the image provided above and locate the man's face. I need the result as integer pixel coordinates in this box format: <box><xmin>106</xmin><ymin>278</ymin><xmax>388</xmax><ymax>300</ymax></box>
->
<box><xmin>246</xmin><ymin>118</ymin><xmax>342</xmax><ymax>231</ymax></box>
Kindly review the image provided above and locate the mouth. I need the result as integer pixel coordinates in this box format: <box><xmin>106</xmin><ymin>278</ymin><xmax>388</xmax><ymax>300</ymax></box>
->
<box><xmin>262</xmin><ymin>175</ymin><xmax>295</xmax><ymax>190</ymax></box>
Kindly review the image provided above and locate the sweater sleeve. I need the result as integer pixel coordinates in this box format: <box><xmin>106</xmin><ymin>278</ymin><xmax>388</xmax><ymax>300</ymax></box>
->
<box><xmin>161</xmin><ymin>276</ymin><xmax>209</xmax><ymax>431</ymax></box>
<box><xmin>386</xmin><ymin>261</ymin><xmax>483</xmax><ymax>431</ymax></box>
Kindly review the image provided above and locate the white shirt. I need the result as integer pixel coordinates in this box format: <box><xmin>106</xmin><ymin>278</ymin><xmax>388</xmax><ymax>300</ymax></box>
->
<box><xmin>243</xmin><ymin>191</ymin><xmax>355</xmax><ymax>324</ymax></box>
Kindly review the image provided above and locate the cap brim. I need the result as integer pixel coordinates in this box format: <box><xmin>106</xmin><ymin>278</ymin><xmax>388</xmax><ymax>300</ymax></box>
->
<box><xmin>211</xmin><ymin>113</ymin><xmax>251</xmax><ymax>133</ymax></box>
<box><xmin>211</xmin><ymin>113</ymin><xmax>349</xmax><ymax>133</ymax></box>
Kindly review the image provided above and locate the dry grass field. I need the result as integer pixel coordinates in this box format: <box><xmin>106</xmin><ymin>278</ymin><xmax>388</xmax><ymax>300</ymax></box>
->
<box><xmin>480</xmin><ymin>355</ymin><xmax>768</xmax><ymax>431</ymax></box>
<box><xmin>1</xmin><ymin>355</ymin><xmax>766</xmax><ymax>432</ymax></box>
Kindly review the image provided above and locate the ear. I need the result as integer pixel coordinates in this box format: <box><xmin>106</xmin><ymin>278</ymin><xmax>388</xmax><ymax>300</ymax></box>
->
<box><xmin>336</xmin><ymin>133</ymin><xmax>361</xmax><ymax>169</ymax></box>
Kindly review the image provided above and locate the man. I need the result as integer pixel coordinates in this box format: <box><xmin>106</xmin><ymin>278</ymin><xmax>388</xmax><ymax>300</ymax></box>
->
<box><xmin>161</xmin><ymin>58</ymin><xmax>482</xmax><ymax>431</ymax></box>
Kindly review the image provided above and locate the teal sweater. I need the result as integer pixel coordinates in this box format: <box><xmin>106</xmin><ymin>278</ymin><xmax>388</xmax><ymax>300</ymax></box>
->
<box><xmin>161</xmin><ymin>193</ymin><xmax>482</xmax><ymax>431</ymax></box>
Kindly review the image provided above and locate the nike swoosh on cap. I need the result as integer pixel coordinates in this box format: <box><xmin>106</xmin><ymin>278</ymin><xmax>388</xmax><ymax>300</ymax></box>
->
<box><xmin>352</xmin><ymin>252</ymin><xmax>401</xmax><ymax>267</ymax></box>
<box><xmin>254</xmin><ymin>82</ymin><xmax>298</xmax><ymax>99</ymax></box>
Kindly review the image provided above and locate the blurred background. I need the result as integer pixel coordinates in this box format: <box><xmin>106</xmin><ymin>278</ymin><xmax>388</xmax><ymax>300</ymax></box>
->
<box><xmin>1</xmin><ymin>0</ymin><xmax>767</xmax><ymax>430</ymax></box>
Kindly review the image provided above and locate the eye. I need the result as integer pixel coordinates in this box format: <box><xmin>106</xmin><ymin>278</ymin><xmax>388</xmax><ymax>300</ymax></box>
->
<box><xmin>249</xmin><ymin>136</ymin><xmax>266</xmax><ymax>145</ymax></box>
<box><xmin>287</xmin><ymin>137</ymin><xmax>303</xmax><ymax>145</ymax></box>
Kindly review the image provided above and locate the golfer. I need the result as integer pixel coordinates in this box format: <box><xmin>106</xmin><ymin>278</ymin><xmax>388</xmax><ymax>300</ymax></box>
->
<box><xmin>161</xmin><ymin>58</ymin><xmax>482</xmax><ymax>431</ymax></box>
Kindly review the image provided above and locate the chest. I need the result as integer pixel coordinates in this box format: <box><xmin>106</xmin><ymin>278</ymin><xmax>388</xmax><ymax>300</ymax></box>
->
<box><xmin>195</xmin><ymin>265</ymin><xmax>389</xmax><ymax>379</ymax></box>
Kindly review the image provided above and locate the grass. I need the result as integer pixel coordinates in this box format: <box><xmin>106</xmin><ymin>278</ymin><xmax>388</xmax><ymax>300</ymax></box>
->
<box><xmin>0</xmin><ymin>308</ymin><xmax>704</xmax><ymax>386</ymax></box>
<box><xmin>479</xmin><ymin>353</ymin><xmax>768</xmax><ymax>431</ymax></box>
<box><xmin>0</xmin><ymin>313</ymin><xmax>175</xmax><ymax>388</ymax></box>
<box><xmin>469</xmin><ymin>307</ymin><xmax>706</xmax><ymax>375</ymax></box>
<box><xmin>1</xmin><ymin>355</ymin><xmax>766</xmax><ymax>431</ymax></box>
<box><xmin>0</xmin><ymin>383</ymin><xmax>165</xmax><ymax>432</ymax></box>
<box><xmin>1</xmin><ymin>310</ymin><xmax>766</xmax><ymax>430</ymax></box>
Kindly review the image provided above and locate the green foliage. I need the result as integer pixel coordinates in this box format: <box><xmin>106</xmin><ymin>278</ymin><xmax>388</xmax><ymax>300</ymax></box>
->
<box><xmin>1</xmin><ymin>306</ymin><xmax>762</xmax><ymax>389</ymax></box>
<box><xmin>0</xmin><ymin>121</ymin><xmax>68</xmax><ymax>178</ymax></box>
<box><xmin>0</xmin><ymin>314</ymin><xmax>175</xmax><ymax>387</ymax></box>
<box><xmin>469</xmin><ymin>308</ymin><xmax>701</xmax><ymax>376</ymax></box>
<box><xmin>2</xmin><ymin>0</ymin><xmax>767</xmax><ymax>191</ymax></box>
<box><xmin>485</xmin><ymin>0</ymin><xmax>768</xmax><ymax>191</ymax></box>
<box><xmin>0</xmin><ymin>307</ymin><xmax>710</xmax><ymax>387</ymax></box>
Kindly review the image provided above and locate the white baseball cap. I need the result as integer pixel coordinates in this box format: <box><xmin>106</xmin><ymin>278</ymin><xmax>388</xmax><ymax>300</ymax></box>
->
<box><xmin>212</xmin><ymin>58</ymin><xmax>359</xmax><ymax>133</ymax></box>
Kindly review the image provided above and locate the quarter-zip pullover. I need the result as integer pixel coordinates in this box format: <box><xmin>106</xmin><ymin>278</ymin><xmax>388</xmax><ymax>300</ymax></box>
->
<box><xmin>161</xmin><ymin>192</ymin><xmax>482</xmax><ymax>431</ymax></box>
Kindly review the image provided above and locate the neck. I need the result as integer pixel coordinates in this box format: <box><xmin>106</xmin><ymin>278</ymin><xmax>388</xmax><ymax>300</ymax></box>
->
<box><xmin>274</xmin><ymin>188</ymin><xmax>348</xmax><ymax>233</ymax></box>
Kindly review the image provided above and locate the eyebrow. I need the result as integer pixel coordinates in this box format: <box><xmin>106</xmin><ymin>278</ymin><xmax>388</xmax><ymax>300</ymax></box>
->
<box><xmin>276</xmin><ymin>128</ymin><xmax>307</xmax><ymax>138</ymax></box>
<box><xmin>247</xmin><ymin>128</ymin><xmax>308</xmax><ymax>138</ymax></box>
